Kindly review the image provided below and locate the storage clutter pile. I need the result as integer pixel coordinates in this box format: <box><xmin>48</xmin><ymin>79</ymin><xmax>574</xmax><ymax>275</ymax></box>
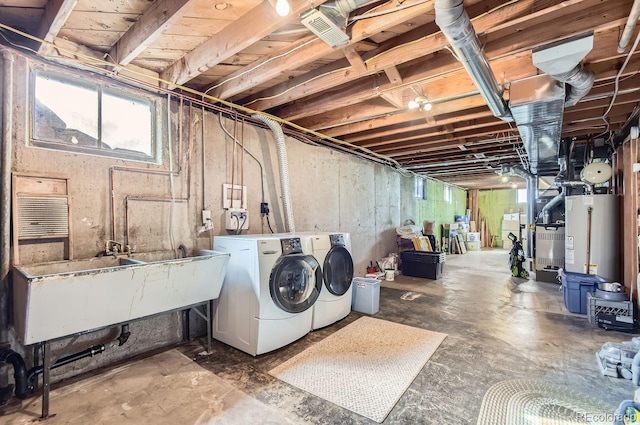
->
<box><xmin>560</xmin><ymin>269</ymin><xmax>634</xmax><ymax>331</ymax></box>
<box><xmin>442</xmin><ymin>214</ymin><xmax>482</xmax><ymax>253</ymax></box>
<box><xmin>501</xmin><ymin>209</ymin><xmax>526</xmax><ymax>250</ymax></box>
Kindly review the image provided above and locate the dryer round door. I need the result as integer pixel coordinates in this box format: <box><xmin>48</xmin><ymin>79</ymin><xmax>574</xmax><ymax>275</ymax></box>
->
<box><xmin>269</xmin><ymin>254</ymin><xmax>322</xmax><ymax>313</ymax></box>
<box><xmin>323</xmin><ymin>246</ymin><xmax>354</xmax><ymax>296</ymax></box>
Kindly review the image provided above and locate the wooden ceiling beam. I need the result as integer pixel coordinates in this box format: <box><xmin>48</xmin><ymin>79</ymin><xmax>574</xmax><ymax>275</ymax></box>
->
<box><xmin>110</xmin><ymin>0</ymin><xmax>193</xmax><ymax>66</ymax></box>
<box><xmin>253</xmin><ymin>0</ymin><xmax>627</xmax><ymax>115</ymax></box>
<box><xmin>358</xmin><ymin>93</ymin><xmax>639</xmax><ymax>147</ymax></box>
<box><xmin>37</xmin><ymin>0</ymin><xmax>77</xmax><ymax>56</ymax></box>
<box><xmin>343</xmin><ymin>47</ymin><xmax>367</xmax><ymax>75</ymax></box>
<box><xmin>161</xmin><ymin>0</ymin><xmax>325</xmax><ymax>86</ymax></box>
<box><xmin>344</xmin><ymin>107</ymin><xmax>494</xmax><ymax>143</ymax></box>
<box><xmin>209</xmin><ymin>0</ymin><xmax>434</xmax><ymax>100</ymax></box>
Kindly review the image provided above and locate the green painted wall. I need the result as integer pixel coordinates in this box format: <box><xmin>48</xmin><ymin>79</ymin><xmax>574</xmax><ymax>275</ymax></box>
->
<box><xmin>477</xmin><ymin>189</ymin><xmax>527</xmax><ymax>247</ymax></box>
<box><xmin>416</xmin><ymin>179</ymin><xmax>467</xmax><ymax>246</ymax></box>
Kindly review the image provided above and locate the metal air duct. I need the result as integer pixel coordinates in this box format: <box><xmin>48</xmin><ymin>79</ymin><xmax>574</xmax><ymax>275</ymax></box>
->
<box><xmin>509</xmin><ymin>75</ymin><xmax>566</xmax><ymax>175</ymax></box>
<box><xmin>435</xmin><ymin>2</ymin><xmax>595</xmax><ymax>176</ymax></box>
<box><xmin>301</xmin><ymin>0</ymin><xmax>372</xmax><ymax>48</ymax></box>
<box><xmin>434</xmin><ymin>0</ymin><xmax>512</xmax><ymax>121</ymax></box>
<box><xmin>532</xmin><ymin>34</ymin><xmax>595</xmax><ymax>107</ymax></box>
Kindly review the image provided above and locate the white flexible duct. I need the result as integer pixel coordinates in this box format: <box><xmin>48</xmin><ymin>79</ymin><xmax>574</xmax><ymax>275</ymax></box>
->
<box><xmin>619</xmin><ymin>0</ymin><xmax>640</xmax><ymax>53</ymax></box>
<box><xmin>252</xmin><ymin>114</ymin><xmax>295</xmax><ymax>233</ymax></box>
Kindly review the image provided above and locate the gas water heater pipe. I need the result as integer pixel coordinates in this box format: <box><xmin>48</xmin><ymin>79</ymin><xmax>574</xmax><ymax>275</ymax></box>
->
<box><xmin>252</xmin><ymin>114</ymin><xmax>295</xmax><ymax>233</ymax></box>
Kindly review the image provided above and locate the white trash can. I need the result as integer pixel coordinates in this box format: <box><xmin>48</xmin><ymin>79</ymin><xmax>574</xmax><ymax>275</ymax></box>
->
<box><xmin>351</xmin><ymin>277</ymin><xmax>381</xmax><ymax>315</ymax></box>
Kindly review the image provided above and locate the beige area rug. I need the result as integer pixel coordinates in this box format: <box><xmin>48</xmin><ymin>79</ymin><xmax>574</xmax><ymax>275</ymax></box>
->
<box><xmin>269</xmin><ymin>316</ymin><xmax>447</xmax><ymax>422</ymax></box>
<box><xmin>3</xmin><ymin>349</ymin><xmax>296</xmax><ymax>425</ymax></box>
<box><xmin>476</xmin><ymin>379</ymin><xmax>615</xmax><ymax>425</ymax></box>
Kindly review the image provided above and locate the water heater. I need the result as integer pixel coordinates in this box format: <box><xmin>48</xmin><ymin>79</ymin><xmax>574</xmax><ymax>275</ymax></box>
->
<box><xmin>564</xmin><ymin>194</ymin><xmax>619</xmax><ymax>281</ymax></box>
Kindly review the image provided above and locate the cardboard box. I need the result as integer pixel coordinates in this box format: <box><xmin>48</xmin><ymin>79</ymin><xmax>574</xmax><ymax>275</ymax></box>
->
<box><xmin>467</xmin><ymin>232</ymin><xmax>481</xmax><ymax>242</ymax></box>
<box><xmin>503</xmin><ymin>239</ymin><xmax>513</xmax><ymax>250</ymax></box>
<box><xmin>465</xmin><ymin>241</ymin><xmax>481</xmax><ymax>251</ymax></box>
<box><xmin>502</xmin><ymin>219</ymin><xmax>520</xmax><ymax>231</ymax></box>
<box><xmin>504</xmin><ymin>213</ymin><xmax>520</xmax><ymax>221</ymax></box>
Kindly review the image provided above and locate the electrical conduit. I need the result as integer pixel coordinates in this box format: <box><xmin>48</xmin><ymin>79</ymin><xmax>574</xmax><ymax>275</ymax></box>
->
<box><xmin>252</xmin><ymin>114</ymin><xmax>295</xmax><ymax>233</ymax></box>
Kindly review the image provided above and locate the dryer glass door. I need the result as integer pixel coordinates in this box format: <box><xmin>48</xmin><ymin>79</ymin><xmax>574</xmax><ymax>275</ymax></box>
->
<box><xmin>270</xmin><ymin>254</ymin><xmax>322</xmax><ymax>313</ymax></box>
<box><xmin>323</xmin><ymin>246</ymin><xmax>354</xmax><ymax>296</ymax></box>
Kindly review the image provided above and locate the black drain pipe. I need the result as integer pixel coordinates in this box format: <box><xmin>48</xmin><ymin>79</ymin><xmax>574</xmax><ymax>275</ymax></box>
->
<box><xmin>27</xmin><ymin>344</ymin><xmax>105</xmax><ymax>384</ymax></box>
<box><xmin>0</xmin><ymin>343</ymin><xmax>105</xmax><ymax>400</ymax></box>
<box><xmin>0</xmin><ymin>348</ymin><xmax>28</xmax><ymax>399</ymax></box>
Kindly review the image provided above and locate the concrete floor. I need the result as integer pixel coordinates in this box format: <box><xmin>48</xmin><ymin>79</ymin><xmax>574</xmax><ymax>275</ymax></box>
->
<box><xmin>1</xmin><ymin>249</ymin><xmax>635</xmax><ymax>424</ymax></box>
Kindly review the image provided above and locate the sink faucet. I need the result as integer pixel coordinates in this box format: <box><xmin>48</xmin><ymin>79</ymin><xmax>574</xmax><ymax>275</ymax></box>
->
<box><xmin>105</xmin><ymin>240</ymin><xmax>122</xmax><ymax>255</ymax></box>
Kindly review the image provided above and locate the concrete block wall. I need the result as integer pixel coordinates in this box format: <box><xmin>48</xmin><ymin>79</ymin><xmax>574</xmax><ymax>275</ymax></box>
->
<box><xmin>0</xmin><ymin>48</ymin><xmax>415</xmax><ymax>384</ymax></box>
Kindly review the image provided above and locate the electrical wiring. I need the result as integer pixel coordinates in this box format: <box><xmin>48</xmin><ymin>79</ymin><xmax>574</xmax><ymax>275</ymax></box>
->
<box><xmin>218</xmin><ymin>113</ymin><xmax>266</xmax><ymax>204</ymax></box>
<box><xmin>348</xmin><ymin>0</ymin><xmax>431</xmax><ymax>22</ymax></box>
<box><xmin>0</xmin><ymin>22</ymin><xmax>401</xmax><ymax>169</ymax></box>
<box><xmin>204</xmin><ymin>37</ymin><xmax>318</xmax><ymax>94</ymax></box>
<box><xmin>245</xmin><ymin>0</ymin><xmax>520</xmax><ymax>109</ymax></box>
<box><xmin>595</xmin><ymin>29</ymin><xmax>640</xmax><ymax>138</ymax></box>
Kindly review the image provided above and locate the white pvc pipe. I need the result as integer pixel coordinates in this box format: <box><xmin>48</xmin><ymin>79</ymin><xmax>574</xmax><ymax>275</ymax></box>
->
<box><xmin>252</xmin><ymin>115</ymin><xmax>295</xmax><ymax>233</ymax></box>
<box><xmin>0</xmin><ymin>48</ymin><xmax>14</xmax><ymax>343</ymax></box>
<box><xmin>618</xmin><ymin>0</ymin><xmax>640</xmax><ymax>53</ymax></box>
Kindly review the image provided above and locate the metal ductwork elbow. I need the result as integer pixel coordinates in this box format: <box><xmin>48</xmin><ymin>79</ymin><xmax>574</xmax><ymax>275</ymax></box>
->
<box><xmin>533</xmin><ymin>33</ymin><xmax>595</xmax><ymax>107</ymax></box>
<box><xmin>435</xmin><ymin>0</ymin><xmax>512</xmax><ymax>122</ymax></box>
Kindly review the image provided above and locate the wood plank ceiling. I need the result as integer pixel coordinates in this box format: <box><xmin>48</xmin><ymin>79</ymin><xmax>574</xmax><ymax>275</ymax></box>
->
<box><xmin>0</xmin><ymin>0</ymin><xmax>637</xmax><ymax>189</ymax></box>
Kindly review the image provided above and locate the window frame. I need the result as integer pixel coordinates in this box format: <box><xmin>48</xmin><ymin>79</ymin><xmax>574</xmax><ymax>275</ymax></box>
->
<box><xmin>30</xmin><ymin>67</ymin><xmax>162</xmax><ymax>163</ymax></box>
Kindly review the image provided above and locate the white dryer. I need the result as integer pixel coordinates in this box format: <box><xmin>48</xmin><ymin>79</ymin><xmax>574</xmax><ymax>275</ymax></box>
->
<box><xmin>308</xmin><ymin>233</ymin><xmax>354</xmax><ymax>330</ymax></box>
<box><xmin>213</xmin><ymin>235</ymin><xmax>322</xmax><ymax>356</ymax></box>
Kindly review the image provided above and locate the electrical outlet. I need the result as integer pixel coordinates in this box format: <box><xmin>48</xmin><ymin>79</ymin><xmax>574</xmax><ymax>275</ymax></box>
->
<box><xmin>202</xmin><ymin>209</ymin><xmax>211</xmax><ymax>224</ymax></box>
<box><xmin>225</xmin><ymin>208</ymin><xmax>249</xmax><ymax>231</ymax></box>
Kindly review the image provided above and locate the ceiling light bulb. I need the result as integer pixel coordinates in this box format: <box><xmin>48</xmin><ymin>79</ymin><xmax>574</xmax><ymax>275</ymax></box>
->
<box><xmin>500</xmin><ymin>175</ymin><xmax>509</xmax><ymax>183</ymax></box>
<box><xmin>408</xmin><ymin>99</ymin><xmax>420</xmax><ymax>109</ymax></box>
<box><xmin>275</xmin><ymin>0</ymin><xmax>290</xmax><ymax>16</ymax></box>
<box><xmin>422</xmin><ymin>102</ymin><xmax>432</xmax><ymax>111</ymax></box>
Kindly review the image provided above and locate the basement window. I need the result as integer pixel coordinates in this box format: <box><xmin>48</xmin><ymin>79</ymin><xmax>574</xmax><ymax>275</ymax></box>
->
<box><xmin>444</xmin><ymin>185</ymin><xmax>452</xmax><ymax>204</ymax></box>
<box><xmin>414</xmin><ymin>176</ymin><xmax>426</xmax><ymax>200</ymax></box>
<box><xmin>31</xmin><ymin>71</ymin><xmax>159</xmax><ymax>162</ymax></box>
<box><xmin>517</xmin><ymin>188</ymin><xmax>527</xmax><ymax>204</ymax></box>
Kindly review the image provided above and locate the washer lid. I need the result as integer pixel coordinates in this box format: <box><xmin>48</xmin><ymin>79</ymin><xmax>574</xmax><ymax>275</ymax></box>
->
<box><xmin>323</xmin><ymin>245</ymin><xmax>354</xmax><ymax>296</ymax></box>
<box><xmin>269</xmin><ymin>254</ymin><xmax>322</xmax><ymax>313</ymax></box>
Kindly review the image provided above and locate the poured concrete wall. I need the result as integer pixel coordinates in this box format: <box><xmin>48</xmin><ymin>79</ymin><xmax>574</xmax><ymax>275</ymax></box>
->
<box><xmin>0</xmin><ymin>48</ymin><xmax>414</xmax><ymax>383</ymax></box>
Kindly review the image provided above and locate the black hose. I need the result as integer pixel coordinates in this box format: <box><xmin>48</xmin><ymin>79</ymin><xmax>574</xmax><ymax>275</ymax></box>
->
<box><xmin>0</xmin><ymin>348</ymin><xmax>28</xmax><ymax>399</ymax></box>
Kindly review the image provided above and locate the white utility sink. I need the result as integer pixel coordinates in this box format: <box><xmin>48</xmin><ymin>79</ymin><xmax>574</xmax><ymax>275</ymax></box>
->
<box><xmin>12</xmin><ymin>249</ymin><xmax>230</xmax><ymax>345</ymax></box>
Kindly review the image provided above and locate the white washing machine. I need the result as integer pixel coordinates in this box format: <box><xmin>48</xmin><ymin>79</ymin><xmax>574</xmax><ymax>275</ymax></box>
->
<box><xmin>213</xmin><ymin>235</ymin><xmax>322</xmax><ymax>356</ymax></box>
<box><xmin>308</xmin><ymin>233</ymin><xmax>354</xmax><ymax>330</ymax></box>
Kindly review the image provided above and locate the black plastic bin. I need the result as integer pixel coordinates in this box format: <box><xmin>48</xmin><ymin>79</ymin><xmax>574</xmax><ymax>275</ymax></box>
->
<box><xmin>401</xmin><ymin>251</ymin><xmax>445</xmax><ymax>279</ymax></box>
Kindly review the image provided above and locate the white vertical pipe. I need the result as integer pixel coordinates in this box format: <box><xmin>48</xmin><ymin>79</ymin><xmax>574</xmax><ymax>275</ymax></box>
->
<box><xmin>618</xmin><ymin>0</ymin><xmax>640</xmax><ymax>53</ymax></box>
<box><xmin>0</xmin><ymin>48</ymin><xmax>14</xmax><ymax>343</ymax></box>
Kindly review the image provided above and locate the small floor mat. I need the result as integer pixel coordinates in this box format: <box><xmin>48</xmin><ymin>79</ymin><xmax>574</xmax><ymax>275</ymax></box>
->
<box><xmin>476</xmin><ymin>379</ymin><xmax>615</xmax><ymax>425</ymax></box>
<box><xmin>269</xmin><ymin>316</ymin><xmax>447</xmax><ymax>422</ymax></box>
